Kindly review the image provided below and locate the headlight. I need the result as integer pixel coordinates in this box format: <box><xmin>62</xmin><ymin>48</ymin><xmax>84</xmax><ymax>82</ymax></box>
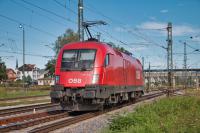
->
<box><xmin>92</xmin><ymin>74</ymin><xmax>99</xmax><ymax>84</ymax></box>
<box><xmin>55</xmin><ymin>75</ymin><xmax>60</xmax><ymax>84</ymax></box>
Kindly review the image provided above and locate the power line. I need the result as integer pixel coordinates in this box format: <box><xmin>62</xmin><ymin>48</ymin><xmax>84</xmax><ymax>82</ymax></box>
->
<box><xmin>53</xmin><ymin>0</ymin><xmax>78</xmax><ymax>15</ymax></box>
<box><xmin>0</xmin><ymin>14</ymin><xmax>57</xmax><ymax>37</ymax></box>
<box><xmin>186</xmin><ymin>43</ymin><xmax>200</xmax><ymax>52</ymax></box>
<box><xmin>0</xmin><ymin>50</ymin><xmax>54</xmax><ymax>58</ymax></box>
<box><xmin>21</xmin><ymin>0</ymin><xmax>77</xmax><ymax>24</ymax></box>
<box><xmin>0</xmin><ymin>28</ymin><xmax>19</xmax><ymax>37</ymax></box>
<box><xmin>133</xmin><ymin>28</ymin><xmax>167</xmax><ymax>49</ymax></box>
<box><xmin>10</xmin><ymin>0</ymin><xmax>69</xmax><ymax>27</ymax></box>
<box><xmin>179</xmin><ymin>40</ymin><xmax>200</xmax><ymax>52</ymax></box>
<box><xmin>93</xmin><ymin>27</ymin><xmax>130</xmax><ymax>46</ymax></box>
<box><xmin>135</xmin><ymin>27</ymin><xmax>167</xmax><ymax>31</ymax></box>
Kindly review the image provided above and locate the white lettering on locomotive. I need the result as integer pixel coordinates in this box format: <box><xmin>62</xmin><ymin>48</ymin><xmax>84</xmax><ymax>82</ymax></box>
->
<box><xmin>136</xmin><ymin>70</ymin><xmax>140</xmax><ymax>79</ymax></box>
<box><xmin>68</xmin><ymin>78</ymin><xmax>82</xmax><ymax>84</ymax></box>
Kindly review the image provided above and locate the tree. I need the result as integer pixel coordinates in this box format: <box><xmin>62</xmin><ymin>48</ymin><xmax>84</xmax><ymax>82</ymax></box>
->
<box><xmin>54</xmin><ymin>29</ymin><xmax>79</xmax><ymax>56</ymax></box>
<box><xmin>0</xmin><ymin>58</ymin><xmax>7</xmax><ymax>82</ymax></box>
<box><xmin>107</xmin><ymin>42</ymin><xmax>132</xmax><ymax>55</ymax></box>
<box><xmin>45</xmin><ymin>29</ymin><xmax>78</xmax><ymax>77</ymax></box>
<box><xmin>45</xmin><ymin>59</ymin><xmax>56</xmax><ymax>78</ymax></box>
<box><xmin>22</xmin><ymin>75</ymin><xmax>32</xmax><ymax>84</ymax></box>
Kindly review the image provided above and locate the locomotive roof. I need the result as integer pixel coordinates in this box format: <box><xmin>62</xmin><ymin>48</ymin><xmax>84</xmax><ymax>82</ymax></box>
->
<box><xmin>62</xmin><ymin>41</ymin><xmax>134</xmax><ymax>59</ymax></box>
<box><xmin>60</xmin><ymin>41</ymin><xmax>141</xmax><ymax>67</ymax></box>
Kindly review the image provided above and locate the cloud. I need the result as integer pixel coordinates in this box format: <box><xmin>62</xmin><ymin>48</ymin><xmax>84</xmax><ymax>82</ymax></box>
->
<box><xmin>149</xmin><ymin>16</ymin><xmax>156</xmax><ymax>21</ymax></box>
<box><xmin>173</xmin><ymin>25</ymin><xmax>199</xmax><ymax>36</ymax></box>
<box><xmin>137</xmin><ymin>21</ymin><xmax>200</xmax><ymax>36</ymax></box>
<box><xmin>189</xmin><ymin>36</ymin><xmax>200</xmax><ymax>42</ymax></box>
<box><xmin>114</xmin><ymin>27</ymin><xmax>126</xmax><ymax>32</ymax></box>
<box><xmin>137</xmin><ymin>21</ymin><xmax>166</xmax><ymax>30</ymax></box>
<box><xmin>160</xmin><ymin>9</ymin><xmax>168</xmax><ymax>13</ymax></box>
<box><xmin>132</xmin><ymin>46</ymin><xmax>147</xmax><ymax>51</ymax></box>
<box><xmin>177</xmin><ymin>3</ymin><xmax>184</xmax><ymax>7</ymax></box>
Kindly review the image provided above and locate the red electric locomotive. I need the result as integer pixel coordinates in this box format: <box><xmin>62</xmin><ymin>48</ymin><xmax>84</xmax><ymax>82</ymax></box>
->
<box><xmin>50</xmin><ymin>41</ymin><xmax>144</xmax><ymax>111</ymax></box>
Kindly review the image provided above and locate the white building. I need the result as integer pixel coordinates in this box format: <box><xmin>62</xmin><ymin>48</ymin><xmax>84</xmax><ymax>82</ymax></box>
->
<box><xmin>38</xmin><ymin>78</ymin><xmax>55</xmax><ymax>86</ymax></box>
<box><xmin>16</xmin><ymin>64</ymin><xmax>40</xmax><ymax>81</ymax></box>
<box><xmin>37</xmin><ymin>69</ymin><xmax>55</xmax><ymax>86</ymax></box>
<box><xmin>16</xmin><ymin>64</ymin><xmax>55</xmax><ymax>85</ymax></box>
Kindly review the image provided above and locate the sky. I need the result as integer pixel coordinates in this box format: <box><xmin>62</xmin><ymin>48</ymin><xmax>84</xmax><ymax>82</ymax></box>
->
<box><xmin>0</xmin><ymin>0</ymin><xmax>200</xmax><ymax>70</ymax></box>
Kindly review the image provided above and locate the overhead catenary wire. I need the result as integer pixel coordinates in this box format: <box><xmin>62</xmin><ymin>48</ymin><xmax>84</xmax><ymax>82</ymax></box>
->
<box><xmin>10</xmin><ymin>0</ymin><xmax>69</xmax><ymax>28</ymax></box>
<box><xmin>21</xmin><ymin>0</ymin><xmax>77</xmax><ymax>24</ymax></box>
<box><xmin>179</xmin><ymin>40</ymin><xmax>200</xmax><ymax>52</ymax></box>
<box><xmin>92</xmin><ymin>27</ymin><xmax>130</xmax><ymax>46</ymax></box>
<box><xmin>0</xmin><ymin>50</ymin><xmax>54</xmax><ymax>58</ymax></box>
<box><xmin>0</xmin><ymin>14</ymin><xmax>57</xmax><ymax>37</ymax></box>
<box><xmin>53</xmin><ymin>0</ymin><xmax>78</xmax><ymax>15</ymax></box>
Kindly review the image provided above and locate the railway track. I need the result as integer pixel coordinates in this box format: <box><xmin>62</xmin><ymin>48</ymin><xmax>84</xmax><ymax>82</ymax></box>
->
<box><xmin>29</xmin><ymin>92</ymin><xmax>165</xmax><ymax>133</ymax></box>
<box><xmin>0</xmin><ymin>103</ymin><xmax>59</xmax><ymax>117</ymax></box>
<box><xmin>0</xmin><ymin>110</ymin><xmax>69</xmax><ymax>132</ymax></box>
<box><xmin>0</xmin><ymin>95</ymin><xmax>49</xmax><ymax>102</ymax></box>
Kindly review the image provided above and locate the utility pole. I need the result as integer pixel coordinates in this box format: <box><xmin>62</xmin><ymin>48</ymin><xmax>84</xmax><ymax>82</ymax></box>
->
<box><xmin>183</xmin><ymin>42</ymin><xmax>187</xmax><ymax>89</ymax></box>
<box><xmin>167</xmin><ymin>22</ymin><xmax>173</xmax><ymax>95</ymax></box>
<box><xmin>147</xmin><ymin>62</ymin><xmax>151</xmax><ymax>93</ymax></box>
<box><xmin>19</xmin><ymin>24</ymin><xmax>25</xmax><ymax>90</ymax></box>
<box><xmin>78</xmin><ymin>0</ymin><xmax>84</xmax><ymax>41</ymax></box>
<box><xmin>142</xmin><ymin>57</ymin><xmax>145</xmax><ymax>89</ymax></box>
<box><xmin>142</xmin><ymin>57</ymin><xmax>144</xmax><ymax>70</ymax></box>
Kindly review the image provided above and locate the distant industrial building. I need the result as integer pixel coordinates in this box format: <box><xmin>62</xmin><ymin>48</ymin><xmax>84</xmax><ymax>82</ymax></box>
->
<box><xmin>144</xmin><ymin>68</ymin><xmax>200</xmax><ymax>89</ymax></box>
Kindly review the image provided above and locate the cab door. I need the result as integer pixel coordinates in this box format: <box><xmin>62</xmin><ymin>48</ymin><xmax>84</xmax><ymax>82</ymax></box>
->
<box><xmin>103</xmin><ymin>54</ymin><xmax>110</xmax><ymax>84</ymax></box>
<box><xmin>123</xmin><ymin>59</ymin><xmax>127</xmax><ymax>85</ymax></box>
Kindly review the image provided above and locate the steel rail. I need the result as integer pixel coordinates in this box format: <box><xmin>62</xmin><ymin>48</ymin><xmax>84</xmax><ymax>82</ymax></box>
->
<box><xmin>0</xmin><ymin>103</ymin><xmax>59</xmax><ymax>117</ymax></box>
<box><xmin>0</xmin><ymin>111</ymin><xmax>69</xmax><ymax>132</ymax></box>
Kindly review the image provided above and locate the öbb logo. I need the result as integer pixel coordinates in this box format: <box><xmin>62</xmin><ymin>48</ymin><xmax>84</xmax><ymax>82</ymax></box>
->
<box><xmin>68</xmin><ymin>78</ymin><xmax>82</xmax><ymax>84</ymax></box>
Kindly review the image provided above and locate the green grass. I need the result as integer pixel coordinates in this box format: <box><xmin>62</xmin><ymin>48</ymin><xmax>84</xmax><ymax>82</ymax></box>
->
<box><xmin>105</xmin><ymin>96</ymin><xmax>200</xmax><ymax>133</ymax></box>
<box><xmin>0</xmin><ymin>87</ymin><xmax>50</xmax><ymax>99</ymax></box>
<box><xmin>0</xmin><ymin>99</ymin><xmax>50</xmax><ymax>107</ymax></box>
<box><xmin>185</xmin><ymin>89</ymin><xmax>200</xmax><ymax>96</ymax></box>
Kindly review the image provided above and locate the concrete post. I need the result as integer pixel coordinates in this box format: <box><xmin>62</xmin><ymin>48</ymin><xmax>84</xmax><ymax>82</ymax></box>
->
<box><xmin>197</xmin><ymin>76</ymin><xmax>199</xmax><ymax>90</ymax></box>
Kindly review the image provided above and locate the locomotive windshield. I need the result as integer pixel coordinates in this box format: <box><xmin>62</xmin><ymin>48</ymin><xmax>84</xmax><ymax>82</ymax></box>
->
<box><xmin>61</xmin><ymin>49</ymin><xmax>96</xmax><ymax>71</ymax></box>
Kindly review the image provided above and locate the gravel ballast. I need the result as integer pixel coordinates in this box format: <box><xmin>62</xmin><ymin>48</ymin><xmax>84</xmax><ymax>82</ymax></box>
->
<box><xmin>52</xmin><ymin>94</ymin><xmax>166</xmax><ymax>133</ymax></box>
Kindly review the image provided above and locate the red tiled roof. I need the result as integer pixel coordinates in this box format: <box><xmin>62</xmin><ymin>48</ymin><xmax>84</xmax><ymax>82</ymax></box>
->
<box><xmin>18</xmin><ymin>64</ymin><xmax>35</xmax><ymax>71</ymax></box>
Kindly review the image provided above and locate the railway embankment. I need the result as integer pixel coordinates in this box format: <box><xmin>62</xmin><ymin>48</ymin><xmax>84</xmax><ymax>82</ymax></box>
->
<box><xmin>104</xmin><ymin>89</ymin><xmax>200</xmax><ymax>133</ymax></box>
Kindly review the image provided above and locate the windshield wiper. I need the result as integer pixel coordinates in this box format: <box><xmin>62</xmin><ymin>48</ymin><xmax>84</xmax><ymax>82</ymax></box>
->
<box><xmin>61</xmin><ymin>68</ymin><xmax>71</xmax><ymax>71</ymax></box>
<box><xmin>81</xmin><ymin>67</ymin><xmax>87</xmax><ymax>71</ymax></box>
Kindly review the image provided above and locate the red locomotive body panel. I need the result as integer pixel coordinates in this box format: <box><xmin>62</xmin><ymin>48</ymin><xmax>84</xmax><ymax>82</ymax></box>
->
<box><xmin>51</xmin><ymin>41</ymin><xmax>144</xmax><ymax>111</ymax></box>
<box><xmin>55</xmin><ymin>41</ymin><xmax>143</xmax><ymax>87</ymax></box>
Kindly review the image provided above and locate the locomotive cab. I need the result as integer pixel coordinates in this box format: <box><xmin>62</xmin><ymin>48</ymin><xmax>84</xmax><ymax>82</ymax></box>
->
<box><xmin>50</xmin><ymin>42</ymin><xmax>106</xmax><ymax>111</ymax></box>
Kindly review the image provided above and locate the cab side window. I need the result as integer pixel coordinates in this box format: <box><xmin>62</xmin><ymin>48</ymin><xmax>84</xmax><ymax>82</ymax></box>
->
<box><xmin>104</xmin><ymin>54</ymin><xmax>110</xmax><ymax>67</ymax></box>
